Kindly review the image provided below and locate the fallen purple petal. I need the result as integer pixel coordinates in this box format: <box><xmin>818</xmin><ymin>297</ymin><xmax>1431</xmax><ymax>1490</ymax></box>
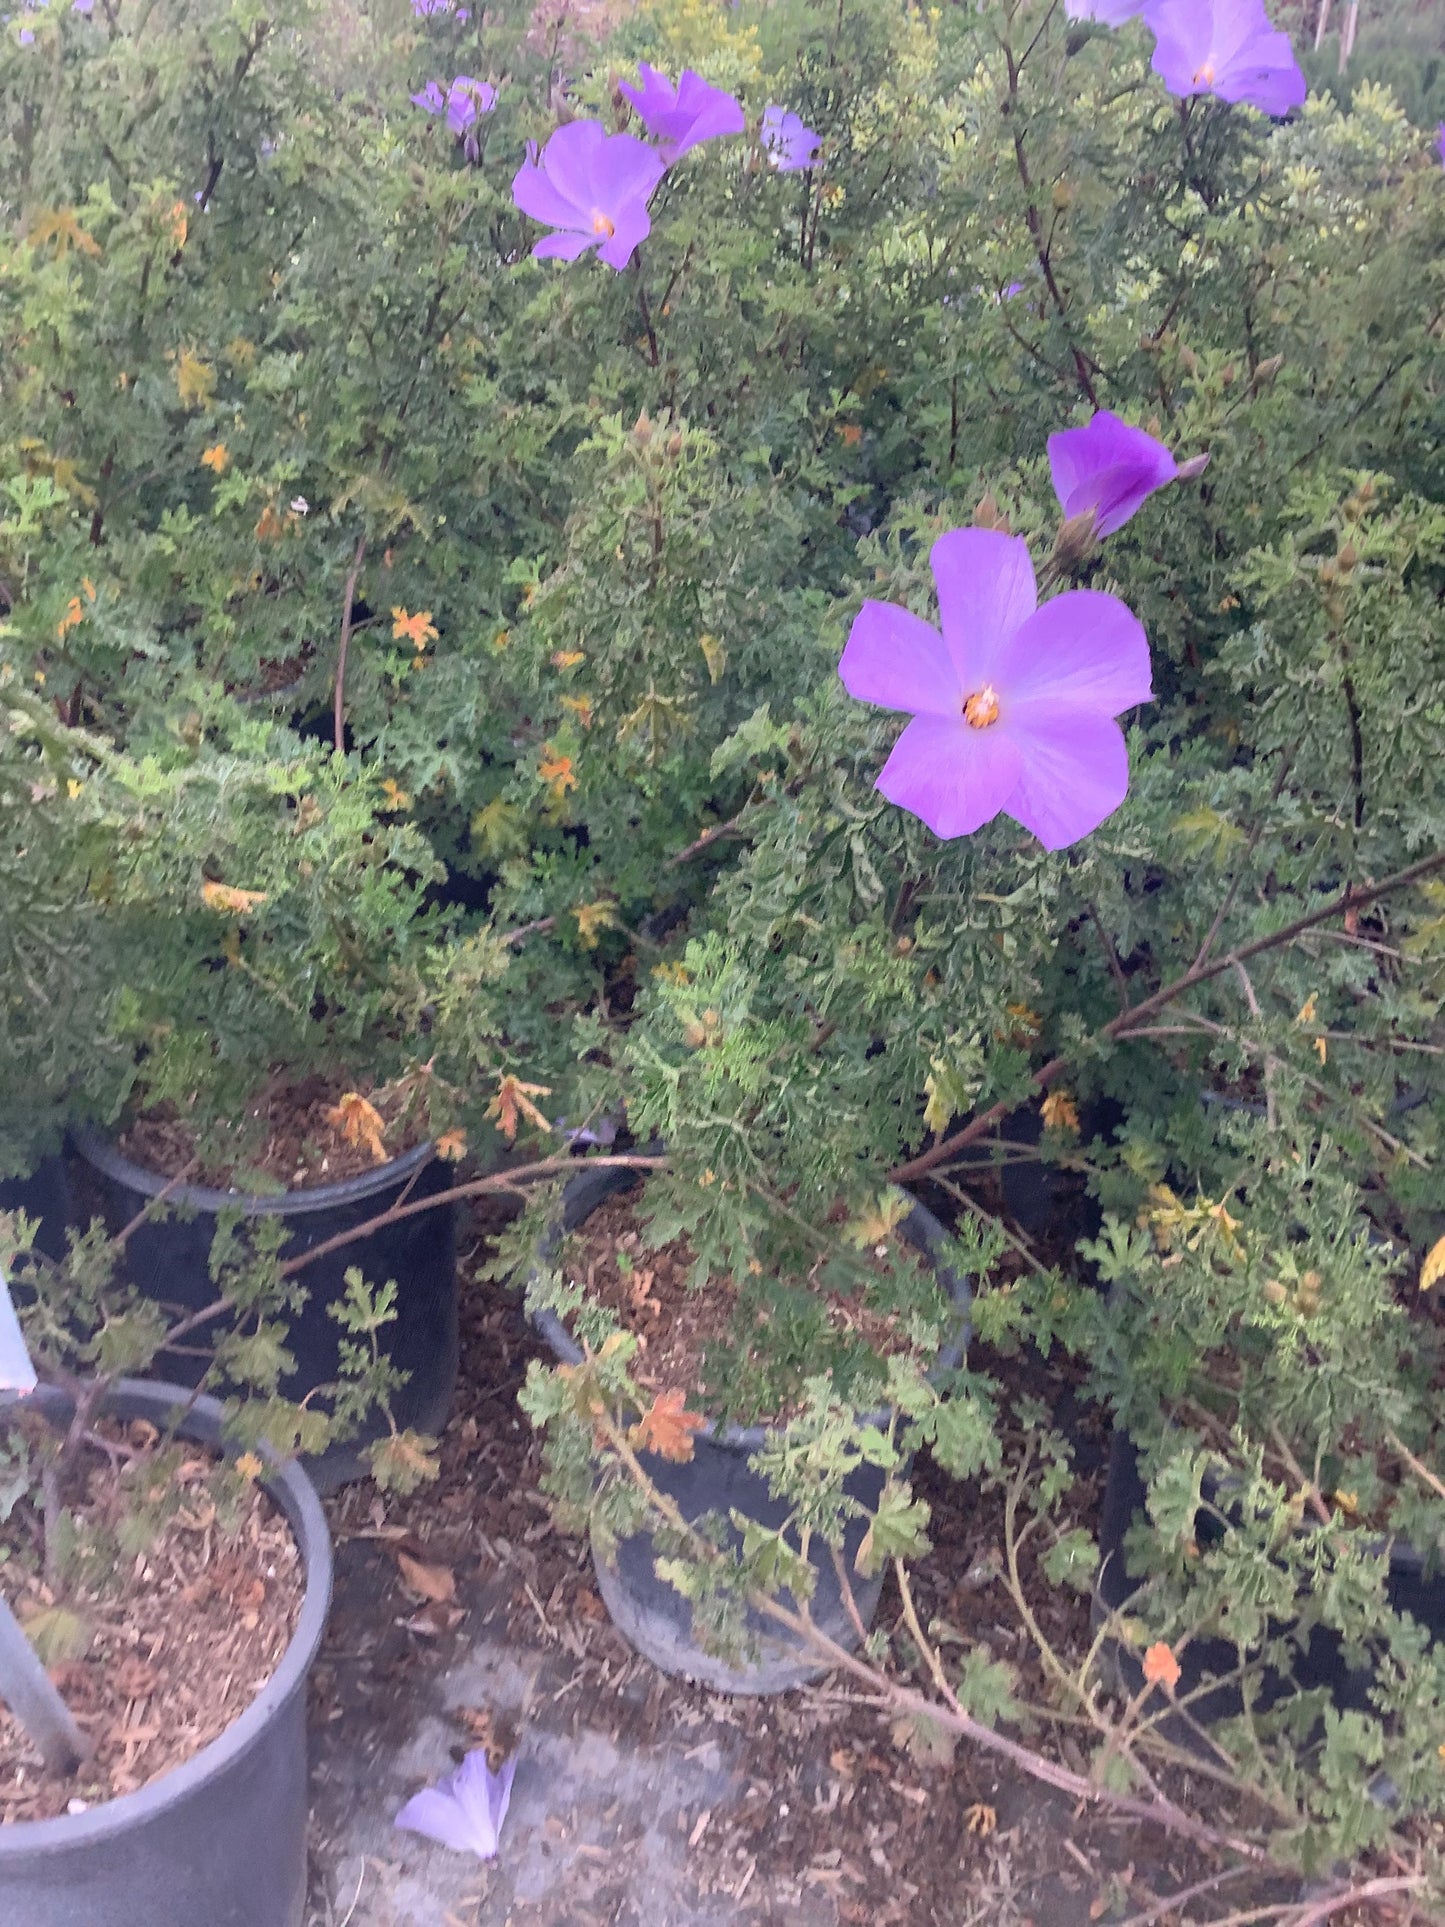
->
<box><xmin>396</xmin><ymin>1750</ymin><xmax>517</xmax><ymax>1861</ymax></box>
<box><xmin>838</xmin><ymin>528</ymin><xmax>1152</xmax><ymax>850</ymax></box>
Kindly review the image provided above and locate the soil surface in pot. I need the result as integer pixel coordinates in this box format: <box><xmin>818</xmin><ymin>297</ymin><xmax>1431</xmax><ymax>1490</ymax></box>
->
<box><xmin>562</xmin><ymin>1193</ymin><xmax>947</xmax><ymax>1423</ymax></box>
<box><xmin>0</xmin><ymin>1416</ymin><xmax>304</xmax><ymax>1821</ymax></box>
<box><xmin>117</xmin><ymin>1071</ymin><xmax>436</xmax><ymax>1191</ymax></box>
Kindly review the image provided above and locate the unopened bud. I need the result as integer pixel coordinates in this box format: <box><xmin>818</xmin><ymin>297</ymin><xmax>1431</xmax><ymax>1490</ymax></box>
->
<box><xmin>1336</xmin><ymin>541</ymin><xmax>1358</xmax><ymax>572</ymax></box>
<box><xmin>1051</xmin><ymin>508</ymin><xmax>1098</xmax><ymax>571</ymax></box>
<box><xmin>1251</xmin><ymin>354</ymin><xmax>1284</xmax><ymax>391</ymax></box>
<box><xmin>1176</xmin><ymin>451</ymin><xmax>1211</xmax><ymax>483</ymax></box>
<box><xmin>633</xmin><ymin>409</ymin><xmax>652</xmax><ymax>445</ymax></box>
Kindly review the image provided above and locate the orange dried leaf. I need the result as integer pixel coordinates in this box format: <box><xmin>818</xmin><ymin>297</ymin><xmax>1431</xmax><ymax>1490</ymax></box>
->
<box><xmin>435</xmin><ymin>1129</ymin><xmax>468</xmax><ymax>1162</ymax></box>
<box><xmin>200</xmin><ymin>443</ymin><xmax>229</xmax><ymax>474</ymax></box>
<box><xmin>630</xmin><ymin>1388</ymin><xmax>707</xmax><ymax>1463</ymax></box>
<box><xmin>1142</xmin><ymin>1641</ymin><xmax>1181</xmax><ymax>1693</ymax></box>
<box><xmin>538</xmin><ymin>752</ymin><xmax>577</xmax><ymax>803</ymax></box>
<box><xmin>200</xmin><ymin>881</ymin><xmax>267</xmax><ymax>915</ymax></box>
<box><xmin>1041</xmin><ymin>1089</ymin><xmax>1080</xmax><ymax>1134</ymax></box>
<box><xmin>486</xmin><ymin>1074</ymin><xmax>552</xmax><ymax>1142</ymax></box>
<box><xmin>391</xmin><ymin>606</ymin><xmax>438</xmax><ymax>649</ymax></box>
<box><xmin>395</xmin><ymin>1551</ymin><xmax>456</xmax><ymax>1603</ymax></box>
<box><xmin>326</xmin><ymin>1092</ymin><xmax>388</xmax><ymax>1164</ymax></box>
<box><xmin>1421</xmin><ymin>1235</ymin><xmax>1445</xmax><ymax>1294</ymax></box>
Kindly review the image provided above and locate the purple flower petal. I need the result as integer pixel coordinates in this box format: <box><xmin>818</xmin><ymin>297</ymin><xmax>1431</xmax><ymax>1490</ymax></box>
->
<box><xmin>620</xmin><ymin>63</ymin><xmax>744</xmax><ymax>162</ymax></box>
<box><xmin>1004</xmin><ymin>711</ymin><xmax>1132</xmax><ymax>850</ymax></box>
<box><xmin>1142</xmin><ymin>0</ymin><xmax>1306</xmax><ymax>117</ymax></box>
<box><xmin>929</xmin><ymin>529</ymin><xmax>1038</xmax><ymax>692</ymax></box>
<box><xmin>396</xmin><ymin>1751</ymin><xmax>517</xmax><ymax>1861</ymax></box>
<box><xmin>761</xmin><ymin>106</ymin><xmax>821</xmax><ymax>172</ymax></box>
<box><xmin>876</xmin><ymin>714</ymin><xmax>1024</xmax><ymax>841</ymax></box>
<box><xmin>1047</xmin><ymin>410</ymin><xmax>1179</xmax><ymax>537</ymax></box>
<box><xmin>1064</xmin><ymin>0</ymin><xmax>1148</xmax><ymax>20</ymax></box>
<box><xmin>839</xmin><ymin>602</ymin><xmax>962</xmax><ymax>717</ymax></box>
<box><xmin>533</xmin><ymin>230</ymin><xmax>595</xmax><ymax>261</ymax></box>
<box><xmin>997</xmin><ymin>591</ymin><xmax>1154</xmax><ymax>718</ymax></box>
<box><xmin>412</xmin><ymin>81</ymin><xmax>446</xmax><ymax>115</ymax></box>
<box><xmin>446</xmin><ymin>76</ymin><xmax>496</xmax><ymax>137</ymax></box>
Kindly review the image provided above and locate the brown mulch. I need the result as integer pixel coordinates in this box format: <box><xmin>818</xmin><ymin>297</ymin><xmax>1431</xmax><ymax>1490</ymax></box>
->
<box><xmin>305</xmin><ymin>1192</ymin><xmax>1303</xmax><ymax>1926</ymax></box>
<box><xmin>0</xmin><ymin>1428</ymin><xmax>303</xmax><ymax>1822</ymax></box>
<box><xmin>118</xmin><ymin>1072</ymin><xmax>430</xmax><ymax>1191</ymax></box>
<box><xmin>563</xmin><ymin>1191</ymin><xmax>938</xmax><ymax>1414</ymax></box>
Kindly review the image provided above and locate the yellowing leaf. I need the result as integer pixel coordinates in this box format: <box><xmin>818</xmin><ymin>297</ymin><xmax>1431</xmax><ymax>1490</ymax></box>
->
<box><xmin>1420</xmin><ymin>1235</ymin><xmax>1445</xmax><ymax>1294</ymax></box>
<box><xmin>560</xmin><ymin>693</ymin><xmax>594</xmax><ymax>728</ymax></box>
<box><xmin>234</xmin><ymin>1451</ymin><xmax>264</xmax><ymax>1482</ymax></box>
<box><xmin>379</xmin><ymin>777</ymin><xmax>411</xmax><ymax>811</ymax></box>
<box><xmin>391</xmin><ymin>606</ymin><xmax>438</xmax><ymax>649</ymax></box>
<box><xmin>255</xmin><ymin>504</ymin><xmax>284</xmax><ymax>541</ymax></box>
<box><xmin>200</xmin><ymin>443</ymin><xmax>229</xmax><ymax>474</ymax></box>
<box><xmin>698</xmin><ymin>633</ymin><xmax>728</xmax><ymax>684</ymax></box>
<box><xmin>845</xmin><ymin>1189</ymin><xmax>910</xmax><ymax>1248</ymax></box>
<box><xmin>629</xmin><ymin>1388</ymin><xmax>708</xmax><ymax>1463</ymax></box>
<box><xmin>27</xmin><ymin>206</ymin><xmax>102</xmax><ymax>259</ymax></box>
<box><xmin>1171</xmin><ymin>806</ymin><xmax>1244</xmax><ymax>866</ymax></box>
<box><xmin>168</xmin><ymin>200</ymin><xmax>189</xmax><ymax>249</ymax></box>
<box><xmin>1296</xmin><ymin>992</ymin><xmax>1319</xmax><ymax>1027</ymax></box>
<box><xmin>56</xmin><ymin>595</ymin><xmax>85</xmax><ymax>639</ymax></box>
<box><xmin>470</xmin><ymin>796</ymin><xmax>526</xmax><ymax>859</ymax></box>
<box><xmin>1142</xmin><ymin>1641</ymin><xmax>1181</xmax><ymax>1693</ymax></box>
<box><xmin>435</xmin><ymin>1129</ymin><xmax>468</xmax><ymax>1162</ymax></box>
<box><xmin>201</xmin><ymin>881</ymin><xmax>267</xmax><ymax>914</ymax></box>
<box><xmin>922</xmin><ymin>1068</ymin><xmax>954</xmax><ymax>1135</ymax></box>
<box><xmin>487</xmin><ymin>1074</ymin><xmax>552</xmax><ymax>1142</ymax></box>
<box><xmin>175</xmin><ymin>349</ymin><xmax>217</xmax><ymax>410</ymax></box>
<box><xmin>326</xmin><ymin>1092</ymin><xmax>389</xmax><ymax>1164</ymax></box>
<box><xmin>1041</xmin><ymin>1089</ymin><xmax>1080</xmax><ymax>1134</ymax></box>
<box><xmin>551</xmin><ymin>649</ymin><xmax>585</xmax><ymax>669</ymax></box>
<box><xmin>574</xmin><ymin>899</ymin><xmax>618</xmax><ymax>949</ymax></box>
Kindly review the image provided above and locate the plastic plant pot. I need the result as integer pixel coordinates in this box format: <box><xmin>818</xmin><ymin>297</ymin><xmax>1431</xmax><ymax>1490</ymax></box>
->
<box><xmin>1095</xmin><ymin>1427</ymin><xmax>1445</xmax><ymax>1745</ymax></box>
<box><xmin>0</xmin><ymin>1154</ymin><xmax>73</xmax><ymax>1262</ymax></box>
<box><xmin>71</xmin><ymin>1131</ymin><xmax>458</xmax><ymax>1494</ymax></box>
<box><xmin>532</xmin><ymin>1167</ymin><xmax>972</xmax><ymax>1695</ymax></box>
<box><xmin>0</xmin><ymin>1378</ymin><xmax>332</xmax><ymax>1927</ymax></box>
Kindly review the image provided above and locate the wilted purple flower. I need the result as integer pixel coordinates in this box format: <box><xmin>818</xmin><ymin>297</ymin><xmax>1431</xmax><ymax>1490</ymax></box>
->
<box><xmin>761</xmin><ymin>106</ymin><xmax>821</xmax><ymax>172</ymax></box>
<box><xmin>512</xmin><ymin>121</ymin><xmax>666</xmax><ymax>271</ymax></box>
<box><xmin>1047</xmin><ymin>410</ymin><xmax>1179</xmax><ymax>538</ymax></box>
<box><xmin>838</xmin><ymin>529</ymin><xmax>1152</xmax><ymax>849</ymax></box>
<box><xmin>396</xmin><ymin>1751</ymin><xmax>516</xmax><ymax>1861</ymax></box>
<box><xmin>620</xmin><ymin>64</ymin><xmax>744</xmax><ymax>162</ymax></box>
<box><xmin>1143</xmin><ymin>0</ymin><xmax>1306</xmax><ymax>117</ymax></box>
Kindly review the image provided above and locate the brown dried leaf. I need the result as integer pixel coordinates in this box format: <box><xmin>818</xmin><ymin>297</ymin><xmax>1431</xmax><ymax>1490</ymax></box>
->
<box><xmin>395</xmin><ymin>1551</ymin><xmax>456</xmax><ymax>1603</ymax></box>
<box><xmin>629</xmin><ymin>1388</ymin><xmax>707</xmax><ymax>1463</ymax></box>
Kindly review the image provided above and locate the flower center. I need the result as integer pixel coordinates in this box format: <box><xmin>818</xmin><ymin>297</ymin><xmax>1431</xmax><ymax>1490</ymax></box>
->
<box><xmin>963</xmin><ymin>685</ymin><xmax>1001</xmax><ymax>729</ymax></box>
<box><xmin>1194</xmin><ymin>61</ymin><xmax>1216</xmax><ymax>87</ymax></box>
<box><xmin>592</xmin><ymin>211</ymin><xmax>616</xmax><ymax>237</ymax></box>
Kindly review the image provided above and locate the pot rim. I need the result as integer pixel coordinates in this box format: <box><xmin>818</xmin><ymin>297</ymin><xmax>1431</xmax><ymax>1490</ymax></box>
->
<box><xmin>72</xmin><ymin>1126</ymin><xmax>436</xmax><ymax>1218</ymax></box>
<box><xmin>0</xmin><ymin>1377</ymin><xmax>332</xmax><ymax>1854</ymax></box>
<box><xmin>531</xmin><ymin>1165</ymin><xmax>973</xmax><ymax>1451</ymax></box>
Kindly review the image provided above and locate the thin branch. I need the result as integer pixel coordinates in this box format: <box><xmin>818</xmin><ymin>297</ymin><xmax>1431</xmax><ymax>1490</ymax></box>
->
<box><xmin>892</xmin><ymin>848</ymin><xmax>1445</xmax><ymax>1187</ymax></box>
<box><xmin>332</xmin><ymin>535</ymin><xmax>368</xmax><ymax>756</ymax></box>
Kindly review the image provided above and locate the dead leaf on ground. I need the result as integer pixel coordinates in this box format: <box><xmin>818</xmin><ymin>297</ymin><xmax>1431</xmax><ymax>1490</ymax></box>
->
<box><xmin>395</xmin><ymin>1551</ymin><xmax>456</xmax><ymax>1602</ymax></box>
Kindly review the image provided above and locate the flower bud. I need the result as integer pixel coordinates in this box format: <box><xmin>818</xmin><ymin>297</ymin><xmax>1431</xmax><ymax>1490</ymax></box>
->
<box><xmin>1176</xmin><ymin>451</ymin><xmax>1211</xmax><ymax>482</ymax></box>
<box><xmin>1051</xmin><ymin>508</ymin><xmax>1098</xmax><ymax>571</ymax></box>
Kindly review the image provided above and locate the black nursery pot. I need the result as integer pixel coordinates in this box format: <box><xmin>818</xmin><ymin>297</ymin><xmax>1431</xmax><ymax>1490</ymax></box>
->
<box><xmin>71</xmin><ymin>1130</ymin><xmax>458</xmax><ymax>1493</ymax></box>
<box><xmin>1096</xmin><ymin>1428</ymin><xmax>1445</xmax><ymax>1740</ymax></box>
<box><xmin>0</xmin><ymin>1378</ymin><xmax>332</xmax><ymax>1927</ymax></box>
<box><xmin>533</xmin><ymin>1167</ymin><xmax>972</xmax><ymax>1695</ymax></box>
<box><xmin>0</xmin><ymin>1153</ymin><xmax>73</xmax><ymax>1262</ymax></box>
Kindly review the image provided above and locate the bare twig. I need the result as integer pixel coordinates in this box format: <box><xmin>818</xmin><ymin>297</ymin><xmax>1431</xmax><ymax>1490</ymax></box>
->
<box><xmin>332</xmin><ymin>535</ymin><xmax>368</xmax><ymax>756</ymax></box>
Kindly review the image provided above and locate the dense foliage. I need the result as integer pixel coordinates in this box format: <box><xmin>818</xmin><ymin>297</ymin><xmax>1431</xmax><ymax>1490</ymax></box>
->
<box><xmin>5</xmin><ymin>0</ymin><xmax>1445</xmax><ymax>1880</ymax></box>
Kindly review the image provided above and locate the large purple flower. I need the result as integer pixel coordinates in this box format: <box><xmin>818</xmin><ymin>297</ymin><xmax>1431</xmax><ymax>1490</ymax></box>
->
<box><xmin>1047</xmin><ymin>410</ymin><xmax>1179</xmax><ymax>538</ymax></box>
<box><xmin>1142</xmin><ymin>0</ymin><xmax>1305</xmax><ymax>117</ymax></box>
<box><xmin>511</xmin><ymin>121</ymin><xmax>667</xmax><ymax>271</ymax></box>
<box><xmin>620</xmin><ymin>64</ymin><xmax>744</xmax><ymax>162</ymax></box>
<box><xmin>396</xmin><ymin>1750</ymin><xmax>516</xmax><ymax>1860</ymax></box>
<box><xmin>838</xmin><ymin>529</ymin><xmax>1152</xmax><ymax>849</ymax></box>
<box><xmin>761</xmin><ymin>106</ymin><xmax>821</xmax><ymax>172</ymax></box>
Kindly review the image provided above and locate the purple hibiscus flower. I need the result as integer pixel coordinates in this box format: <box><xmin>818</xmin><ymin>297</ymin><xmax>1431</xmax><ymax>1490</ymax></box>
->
<box><xmin>1047</xmin><ymin>410</ymin><xmax>1180</xmax><ymax>539</ymax></box>
<box><xmin>512</xmin><ymin>121</ymin><xmax>666</xmax><ymax>271</ymax></box>
<box><xmin>1142</xmin><ymin>0</ymin><xmax>1305</xmax><ymax>117</ymax></box>
<box><xmin>396</xmin><ymin>1750</ymin><xmax>516</xmax><ymax>1861</ymax></box>
<box><xmin>412</xmin><ymin>76</ymin><xmax>496</xmax><ymax>137</ymax></box>
<box><xmin>838</xmin><ymin>528</ymin><xmax>1152</xmax><ymax>849</ymax></box>
<box><xmin>620</xmin><ymin>64</ymin><xmax>744</xmax><ymax>162</ymax></box>
<box><xmin>761</xmin><ymin>106</ymin><xmax>821</xmax><ymax>172</ymax></box>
